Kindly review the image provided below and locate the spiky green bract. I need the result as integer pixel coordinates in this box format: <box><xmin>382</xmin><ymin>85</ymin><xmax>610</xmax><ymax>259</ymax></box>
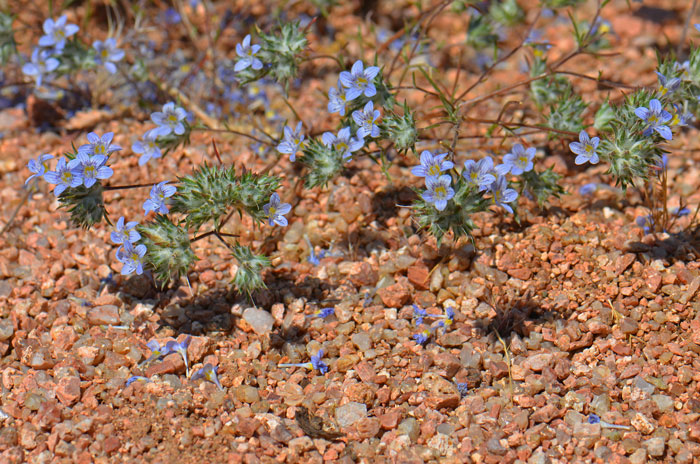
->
<box><xmin>541</xmin><ymin>0</ymin><xmax>585</xmax><ymax>8</ymax></box>
<box><xmin>157</xmin><ymin>120</ymin><xmax>192</xmax><ymax>156</ymax></box>
<box><xmin>59</xmin><ymin>183</ymin><xmax>108</xmax><ymax>230</ymax></box>
<box><xmin>594</xmin><ymin>100</ymin><xmax>615</xmax><ymax>132</ymax></box>
<box><xmin>518</xmin><ymin>168</ymin><xmax>566</xmax><ymax>208</ymax></box>
<box><xmin>413</xmin><ymin>176</ymin><xmax>490</xmax><ymax>246</ymax></box>
<box><xmin>137</xmin><ymin>215</ymin><xmax>197</xmax><ymax>286</ymax></box>
<box><xmin>55</xmin><ymin>37</ymin><xmax>96</xmax><ymax>75</ymax></box>
<box><xmin>596</xmin><ymin>89</ymin><xmax>664</xmax><ymax>190</ymax></box>
<box><xmin>298</xmin><ymin>139</ymin><xmax>345</xmax><ymax>189</ymax></box>
<box><xmin>530</xmin><ymin>58</ymin><xmax>573</xmax><ymax>107</ymax></box>
<box><xmin>231</xmin><ymin>243</ymin><xmax>269</xmax><ymax>296</ymax></box>
<box><xmin>546</xmin><ymin>88</ymin><xmax>587</xmax><ymax>139</ymax></box>
<box><xmin>0</xmin><ymin>12</ymin><xmax>17</xmax><ymax>65</ymax></box>
<box><xmin>236</xmin><ymin>22</ymin><xmax>307</xmax><ymax>91</ymax></box>
<box><xmin>380</xmin><ymin>101</ymin><xmax>417</xmax><ymax>154</ymax></box>
<box><xmin>656</xmin><ymin>49</ymin><xmax>700</xmax><ymax>117</ymax></box>
<box><xmin>170</xmin><ymin>164</ymin><xmax>280</xmax><ymax>233</ymax></box>
<box><xmin>489</xmin><ymin>0</ymin><xmax>524</xmax><ymax>26</ymax></box>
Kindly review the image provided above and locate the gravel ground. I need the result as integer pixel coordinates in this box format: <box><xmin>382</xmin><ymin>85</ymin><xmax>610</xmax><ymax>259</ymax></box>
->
<box><xmin>2</xmin><ymin>0</ymin><xmax>700</xmax><ymax>463</ymax></box>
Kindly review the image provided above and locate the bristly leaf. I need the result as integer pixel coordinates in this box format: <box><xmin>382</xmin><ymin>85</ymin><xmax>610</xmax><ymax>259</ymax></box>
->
<box><xmin>58</xmin><ymin>183</ymin><xmax>108</xmax><ymax>229</ymax></box>
<box><xmin>138</xmin><ymin>215</ymin><xmax>197</xmax><ymax>286</ymax></box>
<box><xmin>413</xmin><ymin>176</ymin><xmax>490</xmax><ymax>245</ymax></box>
<box><xmin>231</xmin><ymin>243</ymin><xmax>269</xmax><ymax>296</ymax></box>
<box><xmin>298</xmin><ymin>139</ymin><xmax>345</xmax><ymax>189</ymax></box>
<box><xmin>170</xmin><ymin>163</ymin><xmax>280</xmax><ymax>233</ymax></box>
<box><xmin>380</xmin><ymin>100</ymin><xmax>418</xmax><ymax>154</ymax></box>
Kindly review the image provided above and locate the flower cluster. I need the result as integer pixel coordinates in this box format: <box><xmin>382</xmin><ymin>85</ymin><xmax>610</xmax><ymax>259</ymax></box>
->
<box><xmin>412</xmin><ymin>304</ymin><xmax>457</xmax><ymax>344</ymax></box>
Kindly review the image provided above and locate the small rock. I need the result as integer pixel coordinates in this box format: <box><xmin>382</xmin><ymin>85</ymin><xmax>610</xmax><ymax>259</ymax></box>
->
<box><xmin>486</xmin><ymin>437</ymin><xmax>507</xmax><ymax>455</ymax></box>
<box><xmin>86</xmin><ymin>305</ymin><xmax>120</xmax><ymax>326</ymax></box>
<box><xmin>523</xmin><ymin>353</ymin><xmax>553</xmax><ymax>372</ymax></box>
<box><xmin>288</xmin><ymin>436</ymin><xmax>313</xmax><ymax>454</ymax></box>
<box><xmin>629</xmin><ymin>448</ymin><xmax>647</xmax><ymax>464</ymax></box>
<box><xmin>651</xmin><ymin>395</ymin><xmax>673</xmax><ymax>413</ymax></box>
<box><xmin>242</xmin><ymin>307</ymin><xmax>274</xmax><ymax>335</ymax></box>
<box><xmin>407</xmin><ymin>264</ymin><xmax>429</xmax><ymax>290</ymax></box>
<box><xmin>631</xmin><ymin>412</ymin><xmax>655</xmax><ymax>435</ymax></box>
<box><xmin>335</xmin><ymin>402</ymin><xmax>367</xmax><ymax>428</ymax></box>
<box><xmin>0</xmin><ymin>319</ymin><xmax>13</xmax><ymax>341</ymax></box>
<box><xmin>398</xmin><ymin>417</ymin><xmax>420</xmax><ymax>441</ymax></box>
<box><xmin>633</xmin><ymin>376</ymin><xmax>655</xmax><ymax>395</ymax></box>
<box><xmin>56</xmin><ymin>376</ymin><xmax>81</xmax><ymax>406</ymax></box>
<box><xmin>573</xmin><ymin>422</ymin><xmax>601</xmax><ymax>438</ymax></box>
<box><xmin>187</xmin><ymin>336</ymin><xmax>210</xmax><ymax>363</ymax></box>
<box><xmin>620</xmin><ymin>317</ymin><xmax>639</xmax><ymax>335</ymax></box>
<box><xmin>377</xmin><ymin>279</ymin><xmax>411</xmax><ymax>308</ymax></box>
<box><xmin>103</xmin><ymin>436</ymin><xmax>120</xmax><ymax>454</ymax></box>
<box><xmin>351</xmin><ymin>332</ymin><xmax>372</xmax><ymax>351</ymax></box>
<box><xmin>531</xmin><ymin>404</ymin><xmax>559</xmax><ymax>424</ymax></box>
<box><xmin>379</xmin><ymin>411</ymin><xmax>401</xmax><ymax>430</ymax></box>
<box><xmin>643</xmin><ymin>437</ymin><xmax>665</xmax><ymax>457</ymax></box>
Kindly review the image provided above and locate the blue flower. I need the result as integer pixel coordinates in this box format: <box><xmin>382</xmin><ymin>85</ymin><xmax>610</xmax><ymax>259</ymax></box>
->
<box><xmin>191</xmin><ymin>363</ymin><xmax>224</xmax><ymax>390</ymax></box>
<box><xmin>670</xmin><ymin>105</ymin><xmax>692</xmax><ymax>127</ymax></box>
<box><xmin>305</xmin><ymin>236</ymin><xmax>325</xmax><ymax>265</ymax></box>
<box><xmin>456</xmin><ymin>382</ymin><xmax>469</xmax><ymax>397</ymax></box>
<box><xmin>655</xmin><ymin>71</ymin><xmax>681</xmax><ymax>96</ymax></box>
<box><xmin>421</xmin><ymin>174</ymin><xmax>455</xmax><ymax>211</ymax></box>
<box><xmin>635</xmin><ymin>99</ymin><xmax>672</xmax><ymax>140</ymax></box>
<box><xmin>579</xmin><ymin>183</ymin><xmax>599</xmax><ymax>196</ymax></box>
<box><xmin>413</xmin><ymin>328</ymin><xmax>431</xmax><ymax>345</ymax></box>
<box><xmin>412</xmin><ymin>150</ymin><xmax>454</xmax><ymax>178</ymax></box>
<box><xmin>276</xmin><ymin>122</ymin><xmax>305</xmax><ymax>162</ymax></box>
<box><xmin>569</xmin><ymin>131</ymin><xmax>600</xmax><ymax>165</ymax></box>
<box><xmin>328</xmin><ymin>82</ymin><xmax>348</xmax><ymax>116</ymax></box>
<box><xmin>671</xmin><ymin>206</ymin><xmax>691</xmax><ymax>217</ymax></box>
<box><xmin>264</xmin><ymin>192</ymin><xmax>291</xmax><ymax>227</ymax></box>
<box><xmin>462</xmin><ymin>156</ymin><xmax>495</xmax><ymax>191</ymax></box>
<box><xmin>587</xmin><ymin>413</ymin><xmax>600</xmax><ymax>424</ymax></box>
<box><xmin>93</xmin><ymin>38</ymin><xmax>124</xmax><ymax>74</ymax></box>
<box><xmin>413</xmin><ymin>304</ymin><xmax>427</xmax><ymax>326</ymax></box>
<box><xmin>309</xmin><ymin>307</ymin><xmax>335</xmax><ymax>318</ymax></box>
<box><xmin>68</xmin><ymin>152</ymin><xmax>113</xmax><ymax>188</ymax></box>
<box><xmin>235</xmin><ymin>34</ymin><xmax>263</xmax><ymax>72</ymax></box>
<box><xmin>125</xmin><ymin>376</ymin><xmax>150</xmax><ymax>388</ymax></box>
<box><xmin>44</xmin><ymin>157</ymin><xmax>83</xmax><ymax>196</ymax></box>
<box><xmin>21</xmin><ymin>48</ymin><xmax>59</xmax><ymax>87</ymax></box>
<box><xmin>116</xmin><ymin>241</ymin><xmax>147</xmax><ymax>275</ymax></box>
<box><xmin>279</xmin><ymin>350</ymin><xmax>328</xmax><ymax>374</ymax></box>
<box><xmin>437</xmin><ymin>306</ymin><xmax>455</xmax><ymax>330</ymax></box>
<box><xmin>25</xmin><ymin>153</ymin><xmax>54</xmax><ymax>185</ymax></box>
<box><xmin>490</xmin><ymin>175</ymin><xmax>518</xmax><ymax>213</ymax></box>
<box><xmin>151</xmin><ymin>102</ymin><xmax>187</xmax><ymax>137</ymax></box>
<box><xmin>78</xmin><ymin>132</ymin><xmax>122</xmax><ymax>158</ymax></box>
<box><xmin>165</xmin><ymin>336</ymin><xmax>191</xmax><ymax>378</ymax></box>
<box><xmin>111</xmin><ymin>216</ymin><xmax>141</xmax><ymax>245</ymax></box>
<box><xmin>636</xmin><ymin>214</ymin><xmax>654</xmax><ymax>234</ymax></box>
<box><xmin>352</xmin><ymin>101</ymin><xmax>381</xmax><ymax>138</ymax></box>
<box><xmin>497</xmin><ymin>144</ymin><xmax>535</xmax><ymax>176</ymax></box>
<box><xmin>310</xmin><ymin>350</ymin><xmax>329</xmax><ymax>374</ymax></box>
<box><xmin>339</xmin><ymin>60</ymin><xmax>380</xmax><ymax>101</ymax></box>
<box><xmin>322</xmin><ymin>126</ymin><xmax>364</xmax><ymax>159</ymax></box>
<box><xmin>38</xmin><ymin>15</ymin><xmax>79</xmax><ymax>51</ymax></box>
<box><xmin>140</xmin><ymin>340</ymin><xmax>172</xmax><ymax>367</ymax></box>
<box><xmin>132</xmin><ymin>129</ymin><xmax>162</xmax><ymax>166</ymax></box>
<box><xmin>674</xmin><ymin>60</ymin><xmax>690</xmax><ymax>80</ymax></box>
<box><xmin>143</xmin><ymin>181</ymin><xmax>176</xmax><ymax>215</ymax></box>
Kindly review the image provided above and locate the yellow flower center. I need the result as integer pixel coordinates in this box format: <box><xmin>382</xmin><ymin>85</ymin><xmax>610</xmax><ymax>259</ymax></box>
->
<box><xmin>429</xmin><ymin>165</ymin><xmax>440</xmax><ymax>176</ymax></box>
<box><xmin>585</xmin><ymin>144</ymin><xmax>593</xmax><ymax>153</ymax></box>
<box><xmin>167</xmin><ymin>113</ymin><xmax>177</xmax><ymax>122</ymax></box>
<box><xmin>269</xmin><ymin>206</ymin><xmax>276</xmax><ymax>215</ymax></box>
<box><xmin>470</xmin><ymin>172</ymin><xmax>478</xmax><ymax>180</ymax></box>
<box><xmin>648</xmin><ymin>114</ymin><xmax>658</xmax><ymax>124</ymax></box>
<box><xmin>61</xmin><ymin>172</ymin><xmax>71</xmax><ymax>182</ymax></box>
<box><xmin>337</xmin><ymin>142</ymin><xmax>348</xmax><ymax>152</ymax></box>
<box><xmin>101</xmin><ymin>49</ymin><xmax>109</xmax><ymax>59</ymax></box>
<box><xmin>357</xmin><ymin>77</ymin><xmax>368</xmax><ymax>85</ymax></box>
<box><xmin>435</xmin><ymin>186</ymin><xmax>446</xmax><ymax>197</ymax></box>
<box><xmin>518</xmin><ymin>156</ymin><xmax>528</xmax><ymax>164</ymax></box>
<box><xmin>95</xmin><ymin>144</ymin><xmax>105</xmax><ymax>154</ymax></box>
<box><xmin>85</xmin><ymin>166</ymin><xmax>95</xmax><ymax>176</ymax></box>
